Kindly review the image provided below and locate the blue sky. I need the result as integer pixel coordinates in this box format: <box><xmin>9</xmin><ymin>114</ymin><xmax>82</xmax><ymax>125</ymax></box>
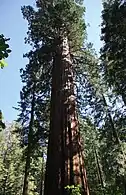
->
<box><xmin>0</xmin><ymin>0</ymin><xmax>102</xmax><ymax>122</ymax></box>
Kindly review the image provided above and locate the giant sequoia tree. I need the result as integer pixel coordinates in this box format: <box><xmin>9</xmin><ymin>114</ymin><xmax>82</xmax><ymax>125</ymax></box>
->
<box><xmin>21</xmin><ymin>0</ymin><xmax>89</xmax><ymax>195</ymax></box>
<box><xmin>0</xmin><ymin>1</ymin><xmax>125</xmax><ymax>195</ymax></box>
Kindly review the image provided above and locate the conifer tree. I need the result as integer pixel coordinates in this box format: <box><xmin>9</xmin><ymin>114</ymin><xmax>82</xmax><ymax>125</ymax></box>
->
<box><xmin>18</xmin><ymin>51</ymin><xmax>49</xmax><ymax>195</ymax></box>
<box><xmin>101</xmin><ymin>0</ymin><xmax>126</xmax><ymax>105</ymax></box>
<box><xmin>21</xmin><ymin>0</ymin><xmax>90</xmax><ymax>194</ymax></box>
<box><xmin>74</xmin><ymin>41</ymin><xmax>126</xmax><ymax>195</ymax></box>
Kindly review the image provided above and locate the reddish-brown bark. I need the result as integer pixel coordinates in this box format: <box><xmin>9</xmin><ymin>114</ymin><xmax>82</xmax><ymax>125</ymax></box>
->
<box><xmin>44</xmin><ymin>37</ymin><xmax>89</xmax><ymax>195</ymax></box>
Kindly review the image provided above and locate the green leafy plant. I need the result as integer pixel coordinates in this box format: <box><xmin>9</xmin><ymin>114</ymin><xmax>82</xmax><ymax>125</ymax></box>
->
<box><xmin>0</xmin><ymin>59</ymin><xmax>8</xmax><ymax>69</ymax></box>
<box><xmin>65</xmin><ymin>185</ymin><xmax>82</xmax><ymax>195</ymax></box>
<box><xmin>0</xmin><ymin>34</ymin><xmax>11</xmax><ymax>68</ymax></box>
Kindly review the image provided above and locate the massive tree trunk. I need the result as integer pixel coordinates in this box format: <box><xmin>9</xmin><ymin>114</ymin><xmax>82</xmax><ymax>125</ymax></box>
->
<box><xmin>44</xmin><ymin>37</ymin><xmax>89</xmax><ymax>195</ymax></box>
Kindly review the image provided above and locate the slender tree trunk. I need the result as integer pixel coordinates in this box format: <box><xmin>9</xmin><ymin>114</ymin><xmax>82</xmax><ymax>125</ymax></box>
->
<box><xmin>40</xmin><ymin>151</ymin><xmax>44</xmax><ymax>195</ymax></box>
<box><xmin>102</xmin><ymin>94</ymin><xmax>120</xmax><ymax>144</ymax></box>
<box><xmin>22</xmin><ymin>87</ymin><xmax>35</xmax><ymax>195</ymax></box>
<box><xmin>116</xmin><ymin>82</ymin><xmax>126</xmax><ymax>106</ymax></box>
<box><xmin>22</xmin><ymin>144</ymin><xmax>31</xmax><ymax>195</ymax></box>
<box><xmin>121</xmin><ymin>91</ymin><xmax>126</xmax><ymax>106</ymax></box>
<box><xmin>94</xmin><ymin>148</ymin><xmax>105</xmax><ymax>195</ymax></box>
<box><xmin>102</xmin><ymin>94</ymin><xmax>126</xmax><ymax>195</ymax></box>
<box><xmin>2</xmin><ymin>130</ymin><xmax>11</xmax><ymax>194</ymax></box>
<box><xmin>44</xmin><ymin>37</ymin><xmax>89</xmax><ymax>195</ymax></box>
<box><xmin>102</xmin><ymin>95</ymin><xmax>126</xmax><ymax>158</ymax></box>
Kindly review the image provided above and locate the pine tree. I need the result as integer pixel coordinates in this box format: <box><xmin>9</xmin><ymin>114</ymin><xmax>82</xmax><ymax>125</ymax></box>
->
<box><xmin>100</xmin><ymin>1</ymin><xmax>126</xmax><ymax>193</ymax></box>
<box><xmin>74</xmin><ymin>40</ymin><xmax>126</xmax><ymax>194</ymax></box>
<box><xmin>101</xmin><ymin>0</ymin><xmax>126</xmax><ymax>105</ymax></box>
<box><xmin>18</xmin><ymin>51</ymin><xmax>49</xmax><ymax>195</ymax></box>
<box><xmin>80</xmin><ymin>118</ymin><xmax>106</xmax><ymax>195</ymax></box>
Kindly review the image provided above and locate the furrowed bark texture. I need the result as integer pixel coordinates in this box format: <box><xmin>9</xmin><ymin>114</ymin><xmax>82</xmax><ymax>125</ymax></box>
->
<box><xmin>44</xmin><ymin>37</ymin><xmax>89</xmax><ymax>195</ymax></box>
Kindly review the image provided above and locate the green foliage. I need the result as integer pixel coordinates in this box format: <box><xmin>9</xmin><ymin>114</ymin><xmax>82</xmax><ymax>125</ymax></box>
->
<box><xmin>21</xmin><ymin>0</ymin><xmax>86</xmax><ymax>52</ymax></box>
<box><xmin>0</xmin><ymin>123</ymin><xmax>24</xmax><ymax>195</ymax></box>
<box><xmin>0</xmin><ymin>34</ymin><xmax>11</xmax><ymax>59</ymax></box>
<box><xmin>65</xmin><ymin>185</ymin><xmax>82</xmax><ymax>195</ymax></box>
<box><xmin>75</xmin><ymin>37</ymin><xmax>126</xmax><ymax>194</ymax></box>
<box><xmin>3</xmin><ymin>0</ymin><xmax>124</xmax><ymax>195</ymax></box>
<box><xmin>0</xmin><ymin>122</ymin><xmax>46</xmax><ymax>195</ymax></box>
<box><xmin>99</xmin><ymin>3</ymin><xmax>126</xmax><ymax>193</ymax></box>
<box><xmin>101</xmin><ymin>0</ymin><xmax>126</xmax><ymax>104</ymax></box>
<box><xmin>0</xmin><ymin>34</ymin><xmax>11</xmax><ymax>68</ymax></box>
<box><xmin>0</xmin><ymin>110</ymin><xmax>5</xmax><ymax>131</ymax></box>
<box><xmin>79</xmin><ymin>119</ymin><xmax>105</xmax><ymax>195</ymax></box>
<box><xmin>20</xmin><ymin>1</ymin><xmax>87</xmax><ymax>193</ymax></box>
<box><xmin>28</xmin><ymin>149</ymin><xmax>46</xmax><ymax>195</ymax></box>
<box><xmin>0</xmin><ymin>59</ymin><xmax>8</xmax><ymax>69</ymax></box>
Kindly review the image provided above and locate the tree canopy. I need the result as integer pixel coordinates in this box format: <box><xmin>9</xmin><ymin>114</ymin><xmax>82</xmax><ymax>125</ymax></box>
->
<box><xmin>0</xmin><ymin>0</ymin><xmax>126</xmax><ymax>195</ymax></box>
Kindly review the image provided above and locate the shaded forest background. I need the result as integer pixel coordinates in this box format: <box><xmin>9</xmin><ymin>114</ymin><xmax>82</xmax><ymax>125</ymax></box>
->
<box><xmin>0</xmin><ymin>0</ymin><xmax>126</xmax><ymax>195</ymax></box>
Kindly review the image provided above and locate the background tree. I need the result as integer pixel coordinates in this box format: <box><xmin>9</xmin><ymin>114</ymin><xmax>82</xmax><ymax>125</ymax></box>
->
<box><xmin>0</xmin><ymin>123</ymin><xmax>24</xmax><ymax>195</ymax></box>
<box><xmin>0</xmin><ymin>1</ymin><xmax>125</xmax><ymax>195</ymax></box>
<box><xmin>74</xmin><ymin>38</ymin><xmax>126</xmax><ymax>195</ymax></box>
<box><xmin>101</xmin><ymin>0</ymin><xmax>126</xmax><ymax>105</ymax></box>
<box><xmin>0</xmin><ymin>34</ymin><xmax>11</xmax><ymax>129</ymax></box>
<box><xmin>17</xmin><ymin>50</ymin><xmax>49</xmax><ymax>195</ymax></box>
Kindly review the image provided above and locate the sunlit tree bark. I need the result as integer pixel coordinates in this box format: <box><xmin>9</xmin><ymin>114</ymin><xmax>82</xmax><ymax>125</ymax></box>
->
<box><xmin>44</xmin><ymin>37</ymin><xmax>89</xmax><ymax>195</ymax></box>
